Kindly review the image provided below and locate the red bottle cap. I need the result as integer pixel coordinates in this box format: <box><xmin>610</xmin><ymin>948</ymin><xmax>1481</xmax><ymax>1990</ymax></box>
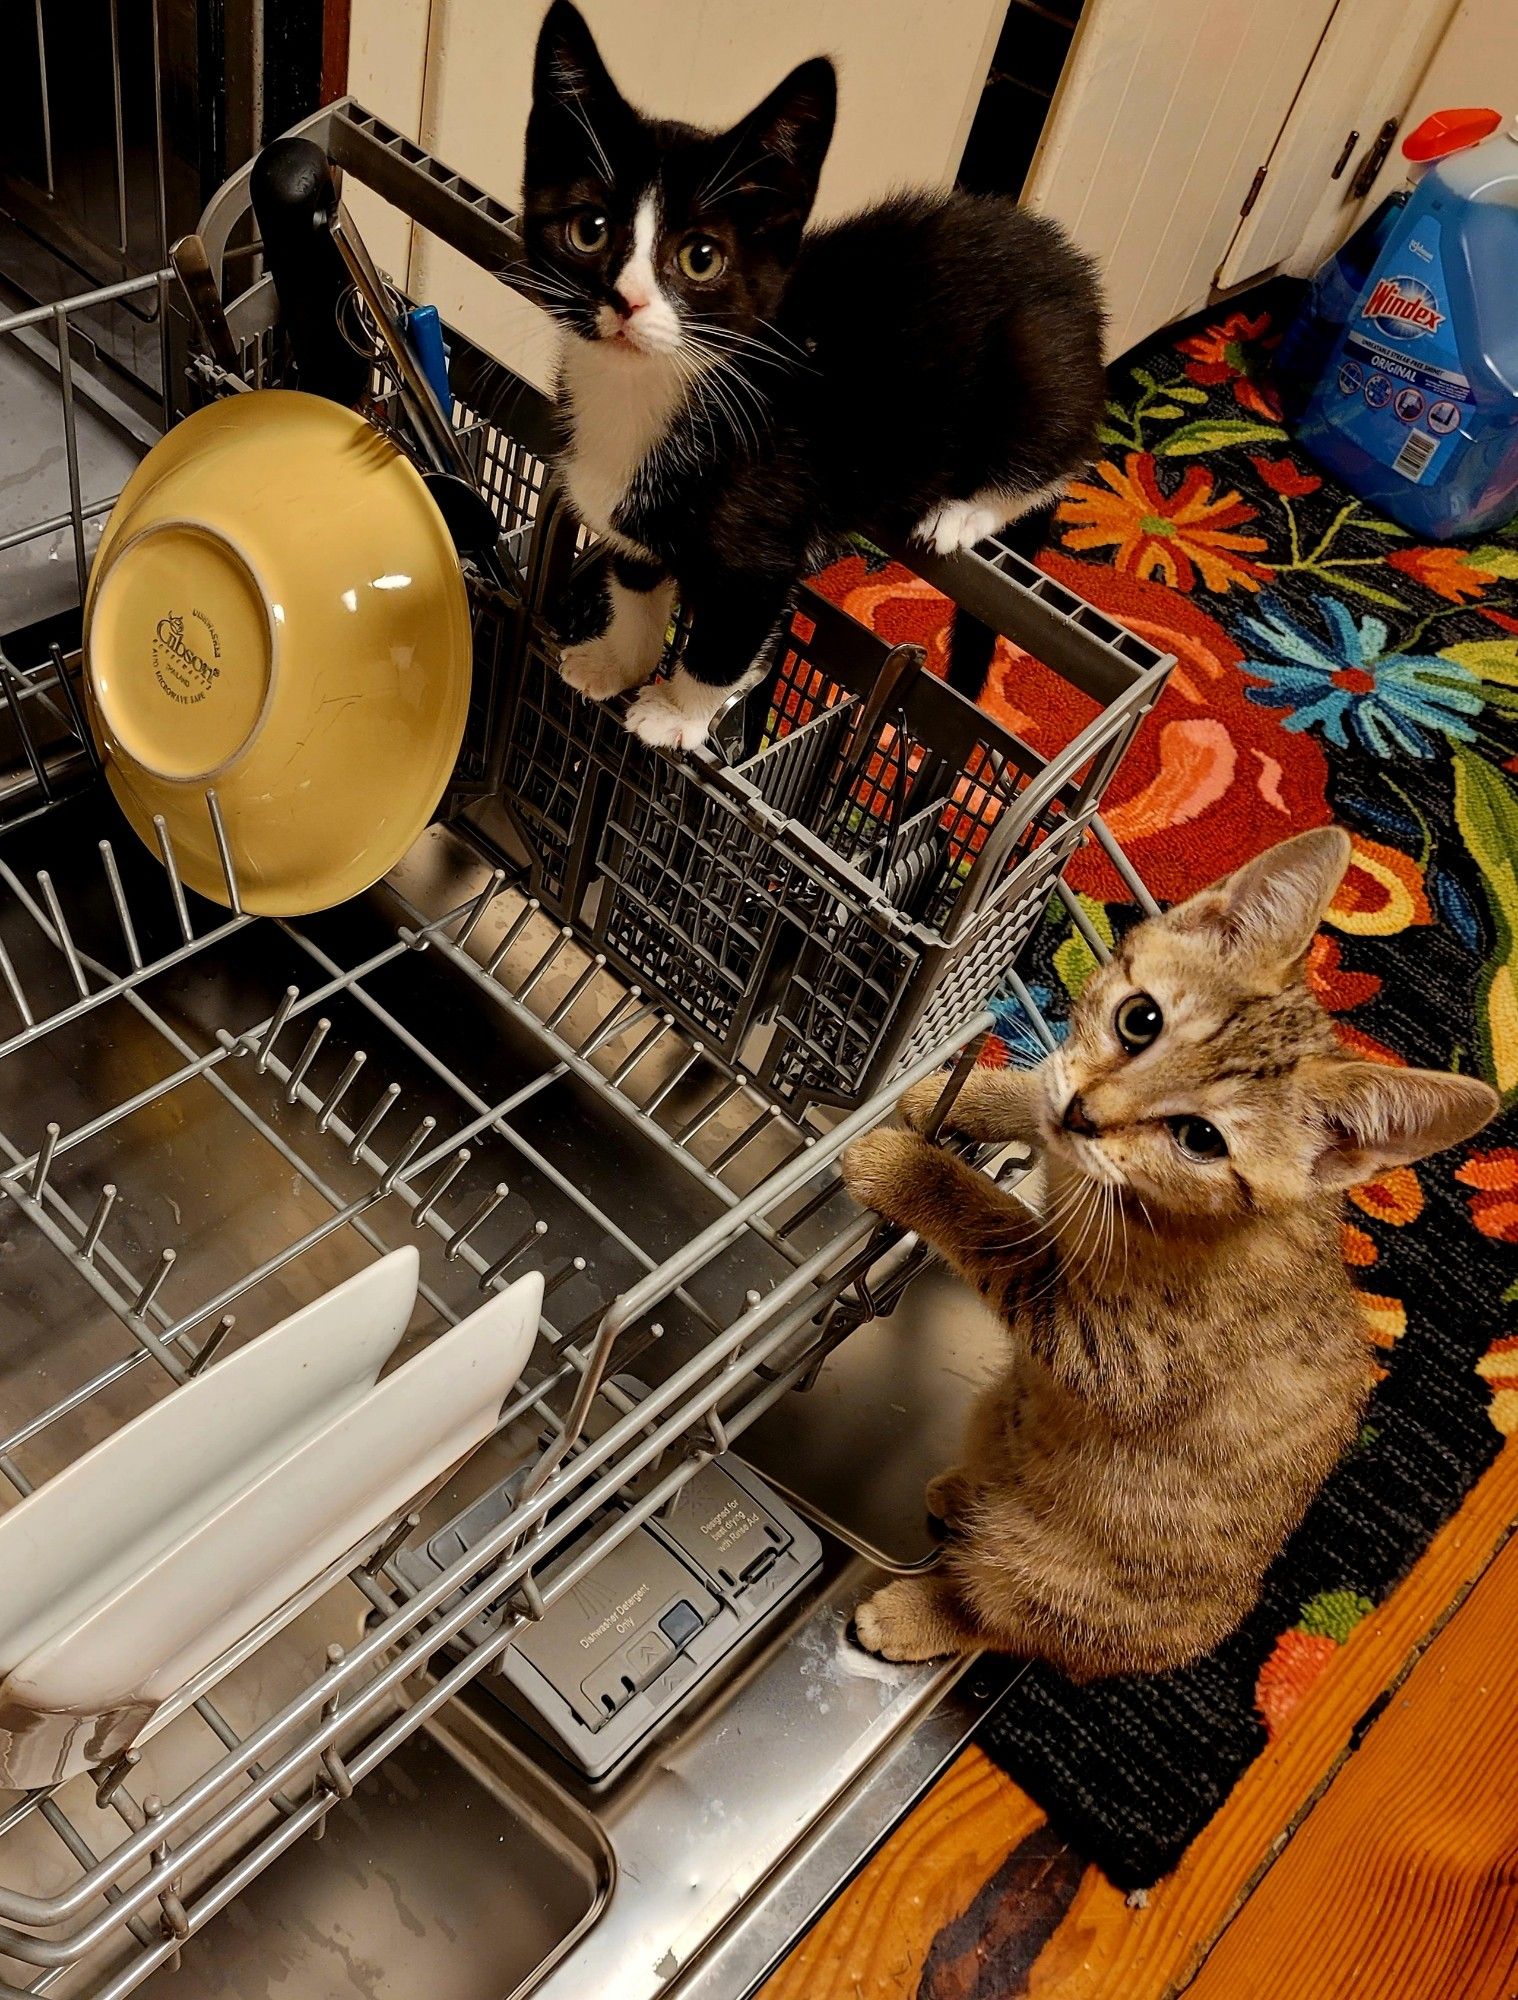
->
<box><xmin>1401</xmin><ymin>107</ymin><xmax>1503</xmax><ymax>162</ymax></box>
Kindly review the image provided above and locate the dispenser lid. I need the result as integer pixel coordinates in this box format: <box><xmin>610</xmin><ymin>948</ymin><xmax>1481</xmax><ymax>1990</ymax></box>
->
<box><xmin>1402</xmin><ymin>107</ymin><xmax>1503</xmax><ymax>162</ymax></box>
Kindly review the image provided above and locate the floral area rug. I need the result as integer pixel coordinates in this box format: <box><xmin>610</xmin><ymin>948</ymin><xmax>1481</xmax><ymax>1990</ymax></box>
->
<box><xmin>812</xmin><ymin>281</ymin><xmax>1518</xmax><ymax>1887</ymax></box>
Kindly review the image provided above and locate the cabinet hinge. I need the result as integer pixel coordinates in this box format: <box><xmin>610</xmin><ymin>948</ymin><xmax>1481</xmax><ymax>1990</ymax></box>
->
<box><xmin>1239</xmin><ymin>166</ymin><xmax>1267</xmax><ymax>220</ymax></box>
<box><xmin>1349</xmin><ymin>118</ymin><xmax>1399</xmax><ymax>201</ymax></box>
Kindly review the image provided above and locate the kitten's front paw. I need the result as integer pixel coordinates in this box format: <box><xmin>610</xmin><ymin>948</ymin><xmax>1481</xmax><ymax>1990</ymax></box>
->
<box><xmin>852</xmin><ymin>1579</ymin><xmax>968</xmax><ymax>1663</ymax></box>
<box><xmin>915</xmin><ymin>498</ymin><xmax>1006</xmax><ymax>557</ymax></box>
<box><xmin>840</xmin><ymin>1127</ymin><xmax>932</xmax><ymax>1218</ymax></box>
<box><xmin>559</xmin><ymin>636</ymin><xmax>652</xmax><ymax>701</ymax></box>
<box><xmin>623</xmin><ymin>678</ymin><xmax>721</xmax><ymax>751</ymax></box>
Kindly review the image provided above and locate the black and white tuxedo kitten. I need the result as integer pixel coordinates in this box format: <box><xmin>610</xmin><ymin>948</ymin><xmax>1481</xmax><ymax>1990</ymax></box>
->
<box><xmin>522</xmin><ymin>1</ymin><xmax>1106</xmax><ymax>749</ymax></box>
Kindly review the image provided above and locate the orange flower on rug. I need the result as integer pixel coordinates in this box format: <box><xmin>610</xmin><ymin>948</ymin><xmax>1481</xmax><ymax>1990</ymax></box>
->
<box><xmin>1059</xmin><ymin>454</ymin><xmax>1269</xmax><ymax>594</ymax></box>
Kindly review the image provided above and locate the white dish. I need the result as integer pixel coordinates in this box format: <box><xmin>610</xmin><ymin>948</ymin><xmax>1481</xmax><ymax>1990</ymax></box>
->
<box><xmin>0</xmin><ymin>1270</ymin><xmax>543</xmax><ymax>1787</ymax></box>
<box><xmin>0</xmin><ymin>1248</ymin><xmax>420</xmax><ymax>1679</ymax></box>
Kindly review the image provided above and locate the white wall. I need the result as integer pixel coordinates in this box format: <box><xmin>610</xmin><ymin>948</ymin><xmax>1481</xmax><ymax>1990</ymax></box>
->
<box><xmin>349</xmin><ymin>0</ymin><xmax>1005</xmax><ymax>386</ymax></box>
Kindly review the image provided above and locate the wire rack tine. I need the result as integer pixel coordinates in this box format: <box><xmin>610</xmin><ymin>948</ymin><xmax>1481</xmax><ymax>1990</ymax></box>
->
<box><xmin>517</xmin><ymin>924</ymin><xmax>572</xmax><ymax>1002</ymax></box>
<box><xmin>348</xmin><ymin>1081</ymin><xmax>401</xmax><ymax>1164</ymax></box>
<box><xmin>0</xmin><ymin>936</ymin><xmax>34</xmax><ymax>1029</ymax></box>
<box><xmin>204</xmin><ymin>790</ymin><xmax>243</xmax><ymax>916</ymax></box>
<box><xmin>641</xmin><ymin>1048</ymin><xmax>702</xmax><ymax>1119</ymax></box>
<box><xmin>81</xmin><ymin>1181</ymin><xmax>117</xmax><ymax>1260</ymax></box>
<box><xmin>316</xmin><ymin>1050</ymin><xmax>367</xmax><ymax>1131</ymax></box>
<box><xmin>257</xmin><ymin>986</ymin><xmax>299</xmax><ymax>1072</ymax></box>
<box><xmin>29</xmin><ymin>1121</ymin><xmax>60</xmax><ymax>1198</ymax></box>
<box><xmin>49</xmin><ymin>643</ymin><xmax>99</xmax><ymax>771</ymax></box>
<box><xmin>378</xmin><ymin>1116</ymin><xmax>436</xmax><ymax>1195</ymax></box>
<box><xmin>151</xmin><ymin>815</ymin><xmax>194</xmax><ymax>943</ymax></box>
<box><xmin>98</xmin><ymin>840</ymin><xmax>142</xmax><ymax>970</ymax></box>
<box><xmin>36</xmin><ymin>872</ymin><xmax>88</xmax><ymax>998</ymax></box>
<box><xmin>577</xmin><ymin>987</ymin><xmax>645</xmax><ymax>1058</ymax></box>
<box><xmin>413</xmin><ymin>1148</ymin><xmax>470</xmax><ymax>1228</ymax></box>
<box><xmin>480</xmin><ymin>1218</ymin><xmax>547</xmax><ymax>1291</ymax></box>
<box><xmin>454</xmin><ymin>868</ymin><xmax>505</xmax><ymax>947</ymax></box>
<box><xmin>545</xmin><ymin>952</ymin><xmax>604</xmax><ymax>1031</ymax></box>
<box><xmin>610</xmin><ymin>1013</ymin><xmax>673</xmax><ymax>1089</ymax></box>
<box><xmin>0</xmin><ymin>658</ymin><xmax>51</xmax><ymax>800</ymax></box>
<box><xmin>485</xmin><ymin>895</ymin><xmax>539</xmax><ymax>975</ymax></box>
<box><xmin>132</xmin><ymin>1247</ymin><xmax>176</xmax><ymax>1318</ymax></box>
<box><xmin>710</xmin><ymin>1103</ymin><xmax>782</xmax><ymax>1176</ymax></box>
<box><xmin>446</xmin><ymin>1182</ymin><xmax>509</xmax><ymax>1261</ymax></box>
<box><xmin>187</xmin><ymin>1313</ymin><xmax>237</xmax><ymax>1376</ymax></box>
<box><xmin>284</xmin><ymin>1018</ymin><xmax>331</xmax><ymax>1104</ymax></box>
<box><xmin>542</xmin><ymin>1254</ymin><xmax>586</xmax><ymax>1301</ymax></box>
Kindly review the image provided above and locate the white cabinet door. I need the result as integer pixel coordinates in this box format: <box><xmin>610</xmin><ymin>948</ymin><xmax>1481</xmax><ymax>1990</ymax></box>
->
<box><xmin>1215</xmin><ymin>0</ymin><xmax>1454</xmax><ymax>288</ymax></box>
<box><xmin>1023</xmin><ymin>0</ymin><xmax>1342</xmax><ymax>355</ymax></box>
<box><xmin>353</xmin><ymin>0</ymin><xmax>1006</xmax><ymax>388</ymax></box>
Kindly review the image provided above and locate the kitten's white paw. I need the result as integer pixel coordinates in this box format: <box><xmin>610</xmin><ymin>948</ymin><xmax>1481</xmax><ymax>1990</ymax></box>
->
<box><xmin>559</xmin><ymin>636</ymin><xmax>653</xmax><ymax>701</ymax></box>
<box><xmin>852</xmin><ymin>1579</ymin><xmax>964</xmax><ymax>1662</ymax></box>
<box><xmin>915</xmin><ymin>498</ymin><xmax>1007</xmax><ymax>557</ymax></box>
<box><xmin>623</xmin><ymin>676</ymin><xmax>723</xmax><ymax>750</ymax></box>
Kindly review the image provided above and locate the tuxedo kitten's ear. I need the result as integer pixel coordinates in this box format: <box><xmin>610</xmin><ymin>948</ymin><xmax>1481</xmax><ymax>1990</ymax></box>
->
<box><xmin>1306</xmin><ymin>1060</ymin><xmax>1498</xmax><ymax>1192</ymax></box>
<box><xmin>533</xmin><ymin>1</ymin><xmax>621</xmax><ymax>126</ymax></box>
<box><xmin>719</xmin><ymin>57</ymin><xmax>837</xmax><ymax>228</ymax></box>
<box><xmin>1166</xmin><ymin>826</ymin><xmax>1352</xmax><ymax>977</ymax></box>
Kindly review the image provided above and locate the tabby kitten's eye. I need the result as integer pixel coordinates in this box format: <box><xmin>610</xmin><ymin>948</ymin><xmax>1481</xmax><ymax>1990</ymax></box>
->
<box><xmin>566</xmin><ymin>211</ymin><xmax>609</xmax><ymax>254</ymax></box>
<box><xmin>1168</xmin><ymin>1116</ymin><xmax>1228</xmax><ymax>1161</ymax></box>
<box><xmin>677</xmin><ymin>235</ymin><xmax>726</xmax><ymax>282</ymax></box>
<box><xmin>1114</xmin><ymin>992</ymin><xmax>1163</xmax><ymax>1053</ymax></box>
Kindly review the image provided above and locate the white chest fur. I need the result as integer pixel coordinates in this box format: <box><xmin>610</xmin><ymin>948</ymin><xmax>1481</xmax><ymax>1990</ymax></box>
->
<box><xmin>557</xmin><ymin>340</ymin><xmax>686</xmax><ymax>556</ymax></box>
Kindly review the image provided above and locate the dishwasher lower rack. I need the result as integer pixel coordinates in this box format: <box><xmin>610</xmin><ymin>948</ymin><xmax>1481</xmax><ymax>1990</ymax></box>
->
<box><xmin>0</xmin><ymin>789</ymin><xmax>993</xmax><ymax>1998</ymax></box>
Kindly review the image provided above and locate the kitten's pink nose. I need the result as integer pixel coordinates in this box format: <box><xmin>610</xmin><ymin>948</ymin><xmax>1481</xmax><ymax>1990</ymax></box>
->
<box><xmin>1062</xmin><ymin>1093</ymin><xmax>1096</xmax><ymax>1136</ymax></box>
<box><xmin>612</xmin><ymin>286</ymin><xmax>650</xmax><ymax>318</ymax></box>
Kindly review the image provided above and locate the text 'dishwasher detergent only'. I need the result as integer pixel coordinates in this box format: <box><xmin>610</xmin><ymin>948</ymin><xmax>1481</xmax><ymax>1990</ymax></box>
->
<box><xmin>1294</xmin><ymin>109</ymin><xmax>1518</xmax><ymax>541</ymax></box>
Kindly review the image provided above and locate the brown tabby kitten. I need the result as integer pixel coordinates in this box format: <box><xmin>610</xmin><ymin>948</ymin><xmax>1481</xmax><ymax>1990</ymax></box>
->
<box><xmin>841</xmin><ymin>829</ymin><xmax>1498</xmax><ymax>1676</ymax></box>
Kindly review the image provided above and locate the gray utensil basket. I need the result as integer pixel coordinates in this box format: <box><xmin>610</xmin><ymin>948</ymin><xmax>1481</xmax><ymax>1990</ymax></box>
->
<box><xmin>181</xmin><ymin>103</ymin><xmax>1174</xmax><ymax>1113</ymax></box>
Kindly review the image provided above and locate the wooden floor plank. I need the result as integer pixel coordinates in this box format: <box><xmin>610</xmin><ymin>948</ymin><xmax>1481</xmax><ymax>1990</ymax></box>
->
<box><xmin>1185</xmin><ymin>1522</ymin><xmax>1518</xmax><ymax>2000</ymax></box>
<box><xmin>1026</xmin><ymin>1438</ymin><xmax>1518</xmax><ymax>2000</ymax></box>
<box><xmin>758</xmin><ymin>1748</ymin><xmax>1042</xmax><ymax>2000</ymax></box>
<box><xmin>763</xmin><ymin>1439</ymin><xmax>1518</xmax><ymax>2000</ymax></box>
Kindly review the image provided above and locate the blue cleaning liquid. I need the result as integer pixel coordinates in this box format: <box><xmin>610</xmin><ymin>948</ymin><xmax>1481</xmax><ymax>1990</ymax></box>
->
<box><xmin>1275</xmin><ymin>194</ymin><xmax>1405</xmax><ymax>419</ymax></box>
<box><xmin>1295</xmin><ymin>119</ymin><xmax>1518</xmax><ymax>540</ymax></box>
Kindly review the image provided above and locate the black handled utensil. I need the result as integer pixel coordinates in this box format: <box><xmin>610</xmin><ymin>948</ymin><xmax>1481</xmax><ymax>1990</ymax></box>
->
<box><xmin>250</xmin><ymin>137</ymin><xmax>371</xmax><ymax>405</ymax></box>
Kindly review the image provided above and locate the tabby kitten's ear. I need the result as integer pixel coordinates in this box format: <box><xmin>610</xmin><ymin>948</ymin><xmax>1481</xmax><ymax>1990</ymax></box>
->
<box><xmin>713</xmin><ymin>58</ymin><xmax>837</xmax><ymax>239</ymax></box>
<box><xmin>1169</xmin><ymin>826</ymin><xmax>1353</xmax><ymax>976</ymax></box>
<box><xmin>1307</xmin><ymin>1060</ymin><xmax>1498</xmax><ymax>1191</ymax></box>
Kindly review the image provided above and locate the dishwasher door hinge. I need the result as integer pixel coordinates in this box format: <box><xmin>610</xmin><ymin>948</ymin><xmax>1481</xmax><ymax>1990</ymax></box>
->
<box><xmin>1239</xmin><ymin>166</ymin><xmax>1267</xmax><ymax>220</ymax></box>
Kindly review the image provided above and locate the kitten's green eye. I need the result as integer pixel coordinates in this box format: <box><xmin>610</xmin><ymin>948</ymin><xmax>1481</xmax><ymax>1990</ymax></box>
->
<box><xmin>566</xmin><ymin>211</ymin><xmax>609</xmax><ymax>255</ymax></box>
<box><xmin>1114</xmin><ymin>992</ymin><xmax>1163</xmax><ymax>1053</ymax></box>
<box><xmin>677</xmin><ymin>235</ymin><xmax>726</xmax><ymax>283</ymax></box>
<box><xmin>1168</xmin><ymin>1116</ymin><xmax>1228</xmax><ymax>1161</ymax></box>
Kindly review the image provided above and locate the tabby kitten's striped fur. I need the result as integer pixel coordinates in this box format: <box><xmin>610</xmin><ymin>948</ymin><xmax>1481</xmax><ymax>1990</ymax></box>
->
<box><xmin>842</xmin><ymin>830</ymin><xmax>1498</xmax><ymax>1677</ymax></box>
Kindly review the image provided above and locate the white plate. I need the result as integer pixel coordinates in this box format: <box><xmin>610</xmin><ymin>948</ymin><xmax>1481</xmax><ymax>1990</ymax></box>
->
<box><xmin>0</xmin><ymin>1270</ymin><xmax>543</xmax><ymax>1787</ymax></box>
<box><xmin>0</xmin><ymin>1247</ymin><xmax>419</xmax><ymax>1679</ymax></box>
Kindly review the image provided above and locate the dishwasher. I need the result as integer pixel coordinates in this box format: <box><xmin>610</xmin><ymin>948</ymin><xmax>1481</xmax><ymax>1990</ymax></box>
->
<box><xmin>0</xmin><ymin>102</ymin><xmax>1173</xmax><ymax>2000</ymax></box>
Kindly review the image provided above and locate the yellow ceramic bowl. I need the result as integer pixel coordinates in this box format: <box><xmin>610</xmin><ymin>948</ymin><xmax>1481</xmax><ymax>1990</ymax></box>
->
<box><xmin>83</xmin><ymin>390</ymin><xmax>472</xmax><ymax>916</ymax></box>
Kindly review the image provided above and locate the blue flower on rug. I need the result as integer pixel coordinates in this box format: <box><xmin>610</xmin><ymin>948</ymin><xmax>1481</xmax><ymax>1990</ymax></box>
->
<box><xmin>1236</xmin><ymin>594</ymin><xmax>1481</xmax><ymax>758</ymax></box>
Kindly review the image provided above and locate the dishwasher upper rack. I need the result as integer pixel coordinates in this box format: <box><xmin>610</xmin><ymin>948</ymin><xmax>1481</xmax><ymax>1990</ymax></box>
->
<box><xmin>176</xmin><ymin>98</ymin><xmax>1175</xmax><ymax>1114</ymax></box>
